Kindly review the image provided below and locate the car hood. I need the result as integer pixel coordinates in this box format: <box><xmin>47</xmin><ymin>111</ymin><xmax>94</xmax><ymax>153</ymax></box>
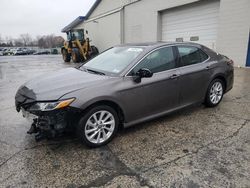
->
<box><xmin>19</xmin><ymin>67</ymin><xmax>110</xmax><ymax>101</ymax></box>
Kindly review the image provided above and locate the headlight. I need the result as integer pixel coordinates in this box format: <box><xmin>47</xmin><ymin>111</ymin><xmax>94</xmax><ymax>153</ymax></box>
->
<box><xmin>29</xmin><ymin>98</ymin><xmax>75</xmax><ymax>111</ymax></box>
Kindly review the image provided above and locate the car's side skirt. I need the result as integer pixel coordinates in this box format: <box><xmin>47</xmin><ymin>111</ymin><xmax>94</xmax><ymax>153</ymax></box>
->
<box><xmin>123</xmin><ymin>101</ymin><xmax>202</xmax><ymax>128</ymax></box>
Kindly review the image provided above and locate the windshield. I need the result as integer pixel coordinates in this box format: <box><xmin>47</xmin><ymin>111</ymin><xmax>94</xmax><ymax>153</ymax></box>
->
<box><xmin>67</xmin><ymin>30</ymin><xmax>84</xmax><ymax>41</ymax></box>
<box><xmin>82</xmin><ymin>47</ymin><xmax>144</xmax><ymax>75</ymax></box>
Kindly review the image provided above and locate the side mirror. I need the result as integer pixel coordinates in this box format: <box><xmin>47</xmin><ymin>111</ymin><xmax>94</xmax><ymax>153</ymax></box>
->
<box><xmin>133</xmin><ymin>68</ymin><xmax>153</xmax><ymax>83</ymax></box>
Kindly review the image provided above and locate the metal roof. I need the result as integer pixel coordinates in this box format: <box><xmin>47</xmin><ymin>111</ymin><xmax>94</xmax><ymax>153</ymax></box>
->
<box><xmin>61</xmin><ymin>16</ymin><xmax>85</xmax><ymax>32</ymax></box>
<box><xmin>85</xmin><ymin>0</ymin><xmax>101</xmax><ymax>19</ymax></box>
<box><xmin>61</xmin><ymin>0</ymin><xmax>101</xmax><ymax>32</ymax></box>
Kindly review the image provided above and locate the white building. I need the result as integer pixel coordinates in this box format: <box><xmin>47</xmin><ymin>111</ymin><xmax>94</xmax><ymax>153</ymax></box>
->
<box><xmin>64</xmin><ymin>0</ymin><xmax>250</xmax><ymax>67</ymax></box>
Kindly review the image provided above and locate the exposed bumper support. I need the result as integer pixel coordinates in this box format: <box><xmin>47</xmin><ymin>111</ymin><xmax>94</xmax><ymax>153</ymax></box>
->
<box><xmin>26</xmin><ymin>111</ymin><xmax>68</xmax><ymax>141</ymax></box>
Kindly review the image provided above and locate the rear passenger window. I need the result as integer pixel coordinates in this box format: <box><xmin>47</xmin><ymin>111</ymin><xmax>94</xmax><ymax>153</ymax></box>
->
<box><xmin>177</xmin><ymin>46</ymin><xmax>209</xmax><ymax>66</ymax></box>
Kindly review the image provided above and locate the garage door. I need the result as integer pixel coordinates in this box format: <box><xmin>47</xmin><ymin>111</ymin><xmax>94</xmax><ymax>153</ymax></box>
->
<box><xmin>161</xmin><ymin>0</ymin><xmax>220</xmax><ymax>50</ymax></box>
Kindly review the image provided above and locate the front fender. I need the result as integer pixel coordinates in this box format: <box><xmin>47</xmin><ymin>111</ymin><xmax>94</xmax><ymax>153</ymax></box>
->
<box><xmin>60</xmin><ymin>88</ymin><xmax>127</xmax><ymax>119</ymax></box>
<box><xmin>78</xmin><ymin>96</ymin><xmax>124</xmax><ymax>111</ymax></box>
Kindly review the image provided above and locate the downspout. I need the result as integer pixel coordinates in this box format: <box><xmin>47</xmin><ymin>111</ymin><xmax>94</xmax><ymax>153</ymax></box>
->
<box><xmin>120</xmin><ymin>0</ymin><xmax>142</xmax><ymax>44</ymax></box>
<box><xmin>120</xmin><ymin>6</ymin><xmax>125</xmax><ymax>44</ymax></box>
<box><xmin>83</xmin><ymin>0</ymin><xmax>141</xmax><ymax>44</ymax></box>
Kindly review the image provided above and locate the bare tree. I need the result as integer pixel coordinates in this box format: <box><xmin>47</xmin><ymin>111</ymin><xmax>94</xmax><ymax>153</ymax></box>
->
<box><xmin>14</xmin><ymin>38</ymin><xmax>24</xmax><ymax>47</ymax></box>
<box><xmin>53</xmin><ymin>36</ymin><xmax>64</xmax><ymax>47</ymax></box>
<box><xmin>5</xmin><ymin>36</ymin><xmax>9</xmax><ymax>44</ymax></box>
<box><xmin>37</xmin><ymin>34</ymin><xmax>64</xmax><ymax>48</ymax></box>
<box><xmin>20</xmin><ymin>33</ymin><xmax>32</xmax><ymax>46</ymax></box>
<box><xmin>45</xmin><ymin>34</ymin><xmax>54</xmax><ymax>48</ymax></box>
<box><xmin>38</xmin><ymin>37</ymin><xmax>45</xmax><ymax>48</ymax></box>
<box><xmin>3</xmin><ymin>36</ymin><xmax>14</xmax><ymax>47</ymax></box>
<box><xmin>0</xmin><ymin>34</ymin><xmax>64</xmax><ymax>48</ymax></box>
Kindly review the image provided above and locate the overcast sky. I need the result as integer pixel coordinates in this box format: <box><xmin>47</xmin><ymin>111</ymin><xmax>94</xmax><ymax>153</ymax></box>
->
<box><xmin>0</xmin><ymin>0</ymin><xmax>95</xmax><ymax>40</ymax></box>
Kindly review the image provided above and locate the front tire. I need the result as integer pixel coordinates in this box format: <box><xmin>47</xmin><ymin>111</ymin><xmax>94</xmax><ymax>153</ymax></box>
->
<box><xmin>72</xmin><ymin>48</ymin><xmax>81</xmax><ymax>63</ymax></box>
<box><xmin>90</xmin><ymin>46</ymin><xmax>99</xmax><ymax>58</ymax></box>
<box><xmin>205</xmin><ymin>79</ymin><xmax>225</xmax><ymax>107</ymax></box>
<box><xmin>77</xmin><ymin>105</ymin><xmax>119</xmax><ymax>147</ymax></box>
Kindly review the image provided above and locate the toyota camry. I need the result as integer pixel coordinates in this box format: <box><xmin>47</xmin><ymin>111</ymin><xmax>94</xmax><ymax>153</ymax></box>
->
<box><xmin>15</xmin><ymin>42</ymin><xmax>234</xmax><ymax>147</ymax></box>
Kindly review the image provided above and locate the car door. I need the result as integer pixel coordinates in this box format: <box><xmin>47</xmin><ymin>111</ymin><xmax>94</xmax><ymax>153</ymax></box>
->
<box><xmin>118</xmin><ymin>46</ymin><xmax>180</xmax><ymax>123</ymax></box>
<box><xmin>176</xmin><ymin>45</ymin><xmax>211</xmax><ymax>106</ymax></box>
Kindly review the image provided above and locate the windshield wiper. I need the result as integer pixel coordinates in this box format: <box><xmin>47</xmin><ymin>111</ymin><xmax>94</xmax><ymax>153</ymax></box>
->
<box><xmin>86</xmin><ymin>68</ymin><xmax>106</xmax><ymax>75</ymax></box>
<box><xmin>78</xmin><ymin>66</ymin><xmax>106</xmax><ymax>75</ymax></box>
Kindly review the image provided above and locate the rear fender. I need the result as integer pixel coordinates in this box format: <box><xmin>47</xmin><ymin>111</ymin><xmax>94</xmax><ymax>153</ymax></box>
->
<box><xmin>210</xmin><ymin>73</ymin><xmax>227</xmax><ymax>90</ymax></box>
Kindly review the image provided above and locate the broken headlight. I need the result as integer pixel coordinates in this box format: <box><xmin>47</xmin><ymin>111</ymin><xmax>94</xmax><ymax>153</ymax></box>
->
<box><xmin>29</xmin><ymin>98</ymin><xmax>75</xmax><ymax>112</ymax></box>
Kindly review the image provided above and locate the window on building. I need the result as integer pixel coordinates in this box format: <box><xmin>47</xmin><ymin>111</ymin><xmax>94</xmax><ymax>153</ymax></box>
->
<box><xmin>190</xmin><ymin>36</ymin><xmax>199</xmax><ymax>41</ymax></box>
<box><xmin>176</xmin><ymin>38</ymin><xmax>184</xmax><ymax>42</ymax></box>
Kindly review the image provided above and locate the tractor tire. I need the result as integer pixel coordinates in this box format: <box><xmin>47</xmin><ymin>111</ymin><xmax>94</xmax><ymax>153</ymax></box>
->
<box><xmin>90</xmin><ymin>46</ymin><xmax>99</xmax><ymax>58</ymax></box>
<box><xmin>62</xmin><ymin>49</ymin><xmax>71</xmax><ymax>62</ymax></box>
<box><xmin>72</xmin><ymin>48</ymin><xmax>81</xmax><ymax>63</ymax></box>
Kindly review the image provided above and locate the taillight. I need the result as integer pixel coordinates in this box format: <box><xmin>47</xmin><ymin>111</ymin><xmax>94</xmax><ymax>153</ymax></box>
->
<box><xmin>227</xmin><ymin>59</ymin><xmax>234</xmax><ymax>66</ymax></box>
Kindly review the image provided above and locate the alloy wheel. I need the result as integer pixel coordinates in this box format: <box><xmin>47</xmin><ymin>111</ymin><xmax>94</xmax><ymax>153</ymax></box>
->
<box><xmin>209</xmin><ymin>81</ymin><xmax>223</xmax><ymax>104</ymax></box>
<box><xmin>84</xmin><ymin>110</ymin><xmax>115</xmax><ymax>144</ymax></box>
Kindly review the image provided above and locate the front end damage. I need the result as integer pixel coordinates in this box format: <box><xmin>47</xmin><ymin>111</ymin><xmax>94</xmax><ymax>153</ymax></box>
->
<box><xmin>24</xmin><ymin>110</ymin><xmax>70</xmax><ymax>141</ymax></box>
<box><xmin>15</xmin><ymin>86</ymin><xmax>80</xmax><ymax>141</ymax></box>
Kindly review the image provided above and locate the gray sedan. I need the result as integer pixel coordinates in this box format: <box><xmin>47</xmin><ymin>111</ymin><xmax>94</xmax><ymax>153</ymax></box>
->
<box><xmin>15</xmin><ymin>42</ymin><xmax>234</xmax><ymax>147</ymax></box>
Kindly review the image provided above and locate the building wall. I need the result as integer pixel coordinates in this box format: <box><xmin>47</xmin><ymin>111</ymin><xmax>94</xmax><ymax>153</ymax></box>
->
<box><xmin>89</xmin><ymin>0</ymin><xmax>123</xmax><ymax>18</ymax></box>
<box><xmin>124</xmin><ymin>0</ymin><xmax>199</xmax><ymax>43</ymax></box>
<box><xmin>88</xmin><ymin>0</ymin><xmax>141</xmax><ymax>18</ymax></box>
<box><xmin>74</xmin><ymin>0</ymin><xmax>250</xmax><ymax>66</ymax></box>
<box><xmin>75</xmin><ymin>0</ymin><xmax>141</xmax><ymax>51</ymax></box>
<box><xmin>216</xmin><ymin>0</ymin><xmax>250</xmax><ymax>67</ymax></box>
<box><xmin>124</xmin><ymin>0</ymin><xmax>250</xmax><ymax>66</ymax></box>
<box><xmin>75</xmin><ymin>11</ymin><xmax>121</xmax><ymax>52</ymax></box>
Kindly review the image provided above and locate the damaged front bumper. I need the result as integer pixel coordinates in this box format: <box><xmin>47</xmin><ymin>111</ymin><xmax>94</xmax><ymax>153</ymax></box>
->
<box><xmin>19</xmin><ymin>106</ymin><xmax>80</xmax><ymax>141</ymax></box>
<box><xmin>24</xmin><ymin>109</ymin><xmax>69</xmax><ymax>141</ymax></box>
<box><xmin>15</xmin><ymin>87</ymin><xmax>80</xmax><ymax>141</ymax></box>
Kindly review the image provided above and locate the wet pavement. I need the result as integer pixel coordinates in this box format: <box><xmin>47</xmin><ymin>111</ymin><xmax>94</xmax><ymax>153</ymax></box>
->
<box><xmin>0</xmin><ymin>55</ymin><xmax>250</xmax><ymax>188</ymax></box>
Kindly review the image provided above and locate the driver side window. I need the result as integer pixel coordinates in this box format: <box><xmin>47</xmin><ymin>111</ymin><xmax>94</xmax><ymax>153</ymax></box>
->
<box><xmin>130</xmin><ymin>47</ymin><xmax>176</xmax><ymax>75</ymax></box>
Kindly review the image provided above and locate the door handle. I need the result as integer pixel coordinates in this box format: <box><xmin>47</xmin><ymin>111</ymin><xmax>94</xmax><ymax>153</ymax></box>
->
<box><xmin>170</xmin><ymin>74</ymin><xmax>179</xmax><ymax>79</ymax></box>
<box><xmin>205</xmin><ymin>66</ymin><xmax>210</xmax><ymax>70</ymax></box>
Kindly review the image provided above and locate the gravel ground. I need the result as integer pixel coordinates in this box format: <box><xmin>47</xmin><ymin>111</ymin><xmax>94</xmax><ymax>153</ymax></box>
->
<box><xmin>0</xmin><ymin>55</ymin><xmax>249</xmax><ymax>188</ymax></box>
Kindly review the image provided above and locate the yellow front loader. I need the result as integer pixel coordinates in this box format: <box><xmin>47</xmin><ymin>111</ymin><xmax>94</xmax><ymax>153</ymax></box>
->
<box><xmin>61</xmin><ymin>29</ymin><xmax>99</xmax><ymax>63</ymax></box>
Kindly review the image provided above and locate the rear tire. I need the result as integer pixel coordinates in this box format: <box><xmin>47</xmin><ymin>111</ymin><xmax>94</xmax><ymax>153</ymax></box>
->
<box><xmin>77</xmin><ymin>105</ymin><xmax>119</xmax><ymax>148</ymax></box>
<box><xmin>205</xmin><ymin>79</ymin><xmax>225</xmax><ymax>107</ymax></box>
<box><xmin>62</xmin><ymin>49</ymin><xmax>71</xmax><ymax>62</ymax></box>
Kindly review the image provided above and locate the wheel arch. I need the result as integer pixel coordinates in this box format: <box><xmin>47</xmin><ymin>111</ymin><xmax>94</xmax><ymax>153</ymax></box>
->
<box><xmin>211</xmin><ymin>73</ymin><xmax>227</xmax><ymax>91</ymax></box>
<box><xmin>80</xmin><ymin>99</ymin><xmax>126</xmax><ymax>129</ymax></box>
